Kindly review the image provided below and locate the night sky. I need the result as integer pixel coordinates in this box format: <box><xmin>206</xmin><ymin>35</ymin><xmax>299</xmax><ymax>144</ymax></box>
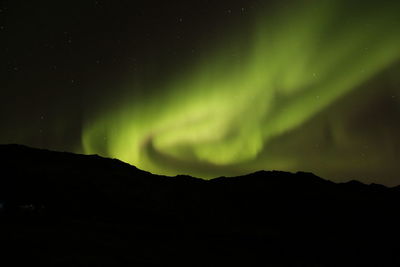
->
<box><xmin>1</xmin><ymin>0</ymin><xmax>400</xmax><ymax>185</ymax></box>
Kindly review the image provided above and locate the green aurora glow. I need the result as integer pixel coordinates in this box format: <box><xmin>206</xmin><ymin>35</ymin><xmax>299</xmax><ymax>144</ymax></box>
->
<box><xmin>82</xmin><ymin>1</ymin><xmax>400</xmax><ymax>182</ymax></box>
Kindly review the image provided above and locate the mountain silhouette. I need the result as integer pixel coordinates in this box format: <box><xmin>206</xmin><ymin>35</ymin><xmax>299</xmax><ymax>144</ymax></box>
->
<box><xmin>0</xmin><ymin>144</ymin><xmax>399</xmax><ymax>266</ymax></box>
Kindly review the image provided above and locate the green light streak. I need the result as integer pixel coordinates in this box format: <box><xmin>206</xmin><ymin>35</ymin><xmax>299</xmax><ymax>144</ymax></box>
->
<box><xmin>82</xmin><ymin>1</ymin><xmax>400</xmax><ymax>178</ymax></box>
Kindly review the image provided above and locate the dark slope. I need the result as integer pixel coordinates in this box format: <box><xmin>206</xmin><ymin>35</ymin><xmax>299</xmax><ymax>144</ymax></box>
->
<box><xmin>0</xmin><ymin>144</ymin><xmax>399</xmax><ymax>266</ymax></box>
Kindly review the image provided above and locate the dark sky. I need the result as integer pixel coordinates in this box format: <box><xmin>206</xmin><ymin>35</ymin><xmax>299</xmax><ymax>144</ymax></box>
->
<box><xmin>1</xmin><ymin>0</ymin><xmax>400</xmax><ymax>185</ymax></box>
<box><xmin>1</xmin><ymin>0</ymin><xmax>258</xmax><ymax>148</ymax></box>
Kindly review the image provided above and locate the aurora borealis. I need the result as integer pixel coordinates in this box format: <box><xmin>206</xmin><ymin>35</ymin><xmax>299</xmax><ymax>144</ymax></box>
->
<box><xmin>2</xmin><ymin>0</ymin><xmax>400</xmax><ymax>185</ymax></box>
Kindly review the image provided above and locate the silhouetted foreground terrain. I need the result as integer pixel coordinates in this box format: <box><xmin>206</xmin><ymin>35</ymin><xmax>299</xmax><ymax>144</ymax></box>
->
<box><xmin>0</xmin><ymin>144</ymin><xmax>399</xmax><ymax>266</ymax></box>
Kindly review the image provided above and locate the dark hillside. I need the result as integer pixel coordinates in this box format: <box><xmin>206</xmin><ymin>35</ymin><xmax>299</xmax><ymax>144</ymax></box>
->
<box><xmin>0</xmin><ymin>144</ymin><xmax>399</xmax><ymax>266</ymax></box>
